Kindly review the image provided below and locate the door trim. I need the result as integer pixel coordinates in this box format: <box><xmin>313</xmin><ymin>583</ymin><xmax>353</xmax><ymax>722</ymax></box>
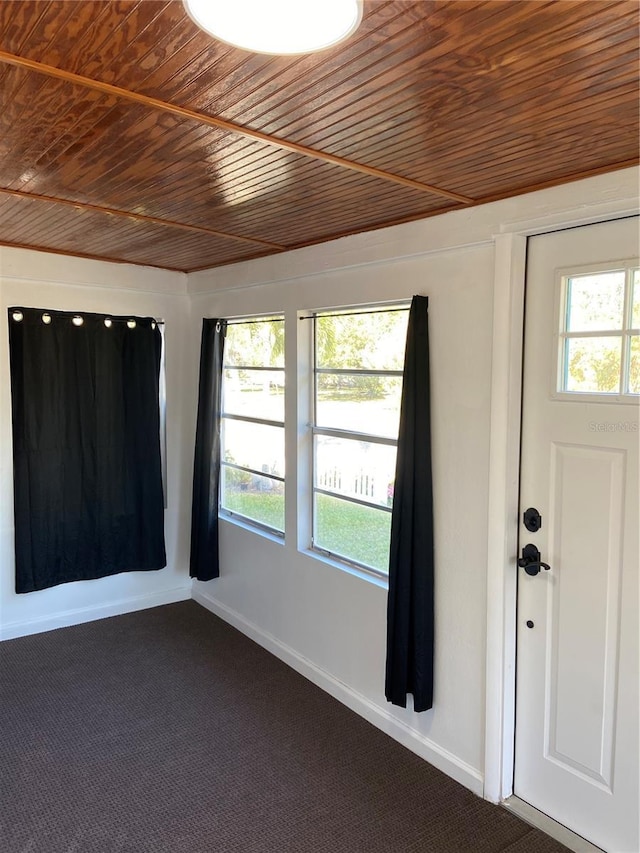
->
<box><xmin>484</xmin><ymin>231</ymin><xmax>527</xmax><ymax>803</ymax></box>
<box><xmin>483</xmin><ymin>199</ymin><xmax>639</xmax><ymax>806</ymax></box>
<box><xmin>502</xmin><ymin>797</ymin><xmax>604</xmax><ymax>853</ymax></box>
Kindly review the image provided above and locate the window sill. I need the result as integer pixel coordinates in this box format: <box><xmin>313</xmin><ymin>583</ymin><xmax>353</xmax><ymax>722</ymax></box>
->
<box><xmin>301</xmin><ymin>547</ymin><xmax>388</xmax><ymax>590</ymax></box>
<box><xmin>219</xmin><ymin>511</ymin><xmax>285</xmax><ymax>546</ymax></box>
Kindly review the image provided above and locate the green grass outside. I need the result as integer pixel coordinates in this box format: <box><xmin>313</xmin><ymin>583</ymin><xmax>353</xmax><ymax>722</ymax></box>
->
<box><xmin>223</xmin><ymin>490</ymin><xmax>285</xmax><ymax>531</ymax></box>
<box><xmin>222</xmin><ymin>490</ymin><xmax>390</xmax><ymax>573</ymax></box>
<box><xmin>315</xmin><ymin>493</ymin><xmax>391</xmax><ymax>573</ymax></box>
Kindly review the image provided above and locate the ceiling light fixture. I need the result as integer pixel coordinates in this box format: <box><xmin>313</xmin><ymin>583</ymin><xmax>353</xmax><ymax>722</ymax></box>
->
<box><xmin>183</xmin><ymin>0</ymin><xmax>363</xmax><ymax>55</ymax></box>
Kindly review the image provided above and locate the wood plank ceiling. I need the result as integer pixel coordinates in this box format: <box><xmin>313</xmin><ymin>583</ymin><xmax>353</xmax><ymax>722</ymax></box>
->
<box><xmin>0</xmin><ymin>0</ymin><xmax>638</xmax><ymax>273</ymax></box>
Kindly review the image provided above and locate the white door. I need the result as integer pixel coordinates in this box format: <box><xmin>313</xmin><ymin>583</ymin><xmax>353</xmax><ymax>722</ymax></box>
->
<box><xmin>515</xmin><ymin>217</ymin><xmax>639</xmax><ymax>853</ymax></box>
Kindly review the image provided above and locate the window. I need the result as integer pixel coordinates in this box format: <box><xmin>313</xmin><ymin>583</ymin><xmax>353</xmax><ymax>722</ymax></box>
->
<box><xmin>558</xmin><ymin>264</ymin><xmax>639</xmax><ymax>397</ymax></box>
<box><xmin>311</xmin><ymin>305</ymin><xmax>409</xmax><ymax>575</ymax></box>
<box><xmin>220</xmin><ymin>316</ymin><xmax>285</xmax><ymax>533</ymax></box>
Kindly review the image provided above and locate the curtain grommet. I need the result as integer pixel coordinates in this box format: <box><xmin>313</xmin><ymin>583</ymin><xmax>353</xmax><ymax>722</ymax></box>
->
<box><xmin>42</xmin><ymin>313</ymin><xmax>52</xmax><ymax>325</ymax></box>
<box><xmin>151</xmin><ymin>321</ymin><xmax>156</xmax><ymax>330</ymax></box>
<box><xmin>12</xmin><ymin>311</ymin><xmax>23</xmax><ymax>322</ymax></box>
<box><xmin>127</xmin><ymin>319</ymin><xmax>136</xmax><ymax>329</ymax></box>
<box><xmin>104</xmin><ymin>318</ymin><xmax>112</xmax><ymax>328</ymax></box>
<box><xmin>72</xmin><ymin>316</ymin><xmax>84</xmax><ymax>327</ymax></box>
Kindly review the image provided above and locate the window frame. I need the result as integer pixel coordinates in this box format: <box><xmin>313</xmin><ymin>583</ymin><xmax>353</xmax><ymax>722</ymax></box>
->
<box><xmin>309</xmin><ymin>302</ymin><xmax>410</xmax><ymax>578</ymax></box>
<box><xmin>553</xmin><ymin>260</ymin><xmax>640</xmax><ymax>404</ymax></box>
<box><xmin>219</xmin><ymin>314</ymin><xmax>286</xmax><ymax>537</ymax></box>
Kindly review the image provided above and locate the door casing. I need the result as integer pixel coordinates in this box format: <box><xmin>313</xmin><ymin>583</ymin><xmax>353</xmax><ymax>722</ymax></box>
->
<box><xmin>483</xmin><ymin>198</ymin><xmax>640</xmax><ymax>807</ymax></box>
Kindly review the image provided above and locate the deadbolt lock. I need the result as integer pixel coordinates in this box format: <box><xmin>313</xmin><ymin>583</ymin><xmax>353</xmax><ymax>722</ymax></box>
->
<box><xmin>523</xmin><ymin>507</ymin><xmax>542</xmax><ymax>532</ymax></box>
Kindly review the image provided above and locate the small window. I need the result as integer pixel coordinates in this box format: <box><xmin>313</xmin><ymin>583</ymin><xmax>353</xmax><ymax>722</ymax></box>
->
<box><xmin>311</xmin><ymin>304</ymin><xmax>409</xmax><ymax>575</ymax></box>
<box><xmin>631</xmin><ymin>269</ymin><xmax>640</xmax><ymax>394</ymax></box>
<box><xmin>558</xmin><ymin>264</ymin><xmax>639</xmax><ymax>397</ymax></box>
<box><xmin>220</xmin><ymin>316</ymin><xmax>285</xmax><ymax>534</ymax></box>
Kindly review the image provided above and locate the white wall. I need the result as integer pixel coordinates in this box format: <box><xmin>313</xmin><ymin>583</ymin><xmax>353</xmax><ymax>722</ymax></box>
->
<box><xmin>0</xmin><ymin>168</ymin><xmax>636</xmax><ymax>799</ymax></box>
<box><xmin>189</xmin><ymin>167</ymin><xmax>640</xmax><ymax>796</ymax></box>
<box><xmin>190</xmin><ymin>244</ymin><xmax>493</xmax><ymax>793</ymax></box>
<box><xmin>0</xmin><ymin>249</ymin><xmax>192</xmax><ymax>639</ymax></box>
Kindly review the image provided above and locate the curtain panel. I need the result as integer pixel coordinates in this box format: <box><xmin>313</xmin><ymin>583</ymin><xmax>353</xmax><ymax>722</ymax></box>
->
<box><xmin>385</xmin><ymin>295</ymin><xmax>434</xmax><ymax>712</ymax></box>
<box><xmin>189</xmin><ymin>318</ymin><xmax>227</xmax><ymax>582</ymax></box>
<box><xmin>8</xmin><ymin>307</ymin><xmax>166</xmax><ymax>593</ymax></box>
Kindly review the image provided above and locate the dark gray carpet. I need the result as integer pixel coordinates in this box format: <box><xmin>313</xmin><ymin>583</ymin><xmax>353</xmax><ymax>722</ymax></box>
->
<box><xmin>0</xmin><ymin>601</ymin><xmax>569</xmax><ymax>853</ymax></box>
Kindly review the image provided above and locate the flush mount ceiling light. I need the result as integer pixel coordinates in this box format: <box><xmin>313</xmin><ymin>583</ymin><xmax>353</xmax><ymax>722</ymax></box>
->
<box><xmin>183</xmin><ymin>0</ymin><xmax>363</xmax><ymax>55</ymax></box>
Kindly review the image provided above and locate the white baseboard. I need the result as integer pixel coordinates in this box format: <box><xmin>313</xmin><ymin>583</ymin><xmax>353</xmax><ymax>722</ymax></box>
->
<box><xmin>192</xmin><ymin>586</ymin><xmax>484</xmax><ymax>797</ymax></box>
<box><xmin>0</xmin><ymin>584</ymin><xmax>192</xmax><ymax>641</ymax></box>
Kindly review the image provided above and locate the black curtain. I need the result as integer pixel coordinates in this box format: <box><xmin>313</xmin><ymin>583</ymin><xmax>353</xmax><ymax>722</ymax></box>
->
<box><xmin>385</xmin><ymin>295</ymin><xmax>434</xmax><ymax>712</ymax></box>
<box><xmin>8</xmin><ymin>307</ymin><xmax>166</xmax><ymax>594</ymax></box>
<box><xmin>189</xmin><ymin>318</ymin><xmax>226</xmax><ymax>581</ymax></box>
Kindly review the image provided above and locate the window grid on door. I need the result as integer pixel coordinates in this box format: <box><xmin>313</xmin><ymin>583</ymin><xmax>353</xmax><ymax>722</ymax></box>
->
<box><xmin>557</xmin><ymin>263</ymin><xmax>639</xmax><ymax>397</ymax></box>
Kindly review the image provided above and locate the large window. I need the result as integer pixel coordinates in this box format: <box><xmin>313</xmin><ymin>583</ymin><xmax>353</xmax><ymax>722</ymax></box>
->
<box><xmin>220</xmin><ymin>316</ymin><xmax>285</xmax><ymax>534</ymax></box>
<box><xmin>311</xmin><ymin>305</ymin><xmax>409</xmax><ymax>575</ymax></box>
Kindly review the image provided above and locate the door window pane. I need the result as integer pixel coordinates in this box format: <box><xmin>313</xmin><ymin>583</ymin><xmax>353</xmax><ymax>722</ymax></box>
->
<box><xmin>629</xmin><ymin>336</ymin><xmax>640</xmax><ymax>394</ymax></box>
<box><xmin>566</xmin><ymin>272</ymin><xmax>625</xmax><ymax>332</ymax></box>
<box><xmin>564</xmin><ymin>337</ymin><xmax>622</xmax><ymax>393</ymax></box>
<box><xmin>558</xmin><ymin>265</ymin><xmax>638</xmax><ymax>398</ymax></box>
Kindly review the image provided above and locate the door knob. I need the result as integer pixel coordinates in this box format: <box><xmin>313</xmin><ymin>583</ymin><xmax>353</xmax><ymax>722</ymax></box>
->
<box><xmin>518</xmin><ymin>543</ymin><xmax>551</xmax><ymax>576</ymax></box>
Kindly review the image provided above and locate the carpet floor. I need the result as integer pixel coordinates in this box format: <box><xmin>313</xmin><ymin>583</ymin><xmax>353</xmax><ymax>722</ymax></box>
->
<box><xmin>0</xmin><ymin>601</ymin><xmax>569</xmax><ymax>853</ymax></box>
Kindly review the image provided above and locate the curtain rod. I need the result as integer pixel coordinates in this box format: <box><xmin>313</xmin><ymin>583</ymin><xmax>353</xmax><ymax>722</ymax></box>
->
<box><xmin>9</xmin><ymin>307</ymin><xmax>165</xmax><ymax>326</ymax></box>
<box><xmin>299</xmin><ymin>306</ymin><xmax>409</xmax><ymax>321</ymax></box>
<box><xmin>226</xmin><ymin>316</ymin><xmax>284</xmax><ymax>326</ymax></box>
